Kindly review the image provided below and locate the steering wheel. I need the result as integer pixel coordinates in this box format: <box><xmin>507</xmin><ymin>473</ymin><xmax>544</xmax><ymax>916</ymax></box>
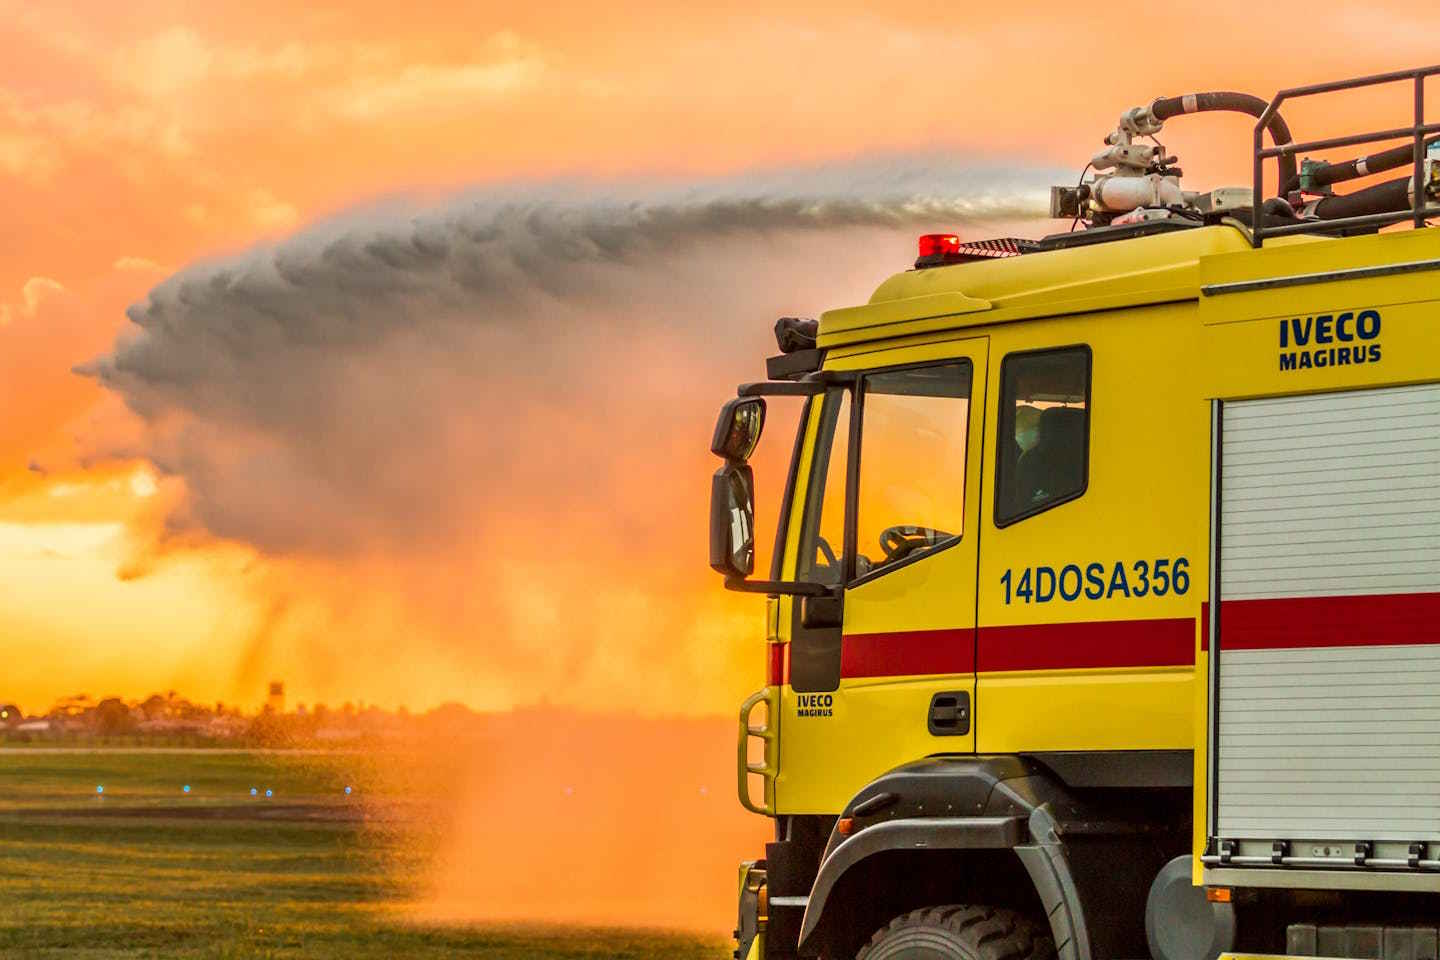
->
<box><xmin>878</xmin><ymin>525</ymin><xmax>954</xmax><ymax>563</ymax></box>
<box><xmin>814</xmin><ymin>535</ymin><xmax>839</xmax><ymax>570</ymax></box>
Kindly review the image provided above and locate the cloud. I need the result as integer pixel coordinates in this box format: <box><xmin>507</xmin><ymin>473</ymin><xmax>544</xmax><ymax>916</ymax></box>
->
<box><xmin>225</xmin><ymin>41</ymin><xmax>314</xmax><ymax>80</ymax></box>
<box><xmin>122</xmin><ymin>27</ymin><xmax>322</xmax><ymax>98</ymax></box>
<box><xmin>0</xmin><ymin>92</ymin><xmax>64</xmax><ymax>181</ymax></box>
<box><xmin>126</xmin><ymin>27</ymin><xmax>215</xmax><ymax>98</ymax></box>
<box><xmin>0</xmin><ymin>277</ymin><xmax>66</xmax><ymax>326</ymax></box>
<box><xmin>0</xmin><ymin>83</ymin><xmax>196</xmax><ymax>172</ymax></box>
<box><xmin>0</xmin><ymin>26</ymin><xmax>328</xmax><ymax>177</ymax></box>
<box><xmin>334</xmin><ymin>34</ymin><xmax>546</xmax><ymax>119</ymax></box>
<box><xmin>113</xmin><ymin>257</ymin><xmax>167</xmax><ymax>273</ymax></box>
<box><xmin>248</xmin><ymin>189</ymin><xmax>299</xmax><ymax>231</ymax></box>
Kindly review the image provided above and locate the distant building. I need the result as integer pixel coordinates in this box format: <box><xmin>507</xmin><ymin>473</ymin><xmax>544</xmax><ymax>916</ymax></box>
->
<box><xmin>206</xmin><ymin>715</ymin><xmax>246</xmax><ymax>739</ymax></box>
<box><xmin>267</xmin><ymin>681</ymin><xmax>284</xmax><ymax>714</ymax></box>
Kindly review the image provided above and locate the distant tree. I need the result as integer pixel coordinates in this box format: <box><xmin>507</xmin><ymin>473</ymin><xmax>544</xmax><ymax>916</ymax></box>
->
<box><xmin>245</xmin><ymin>710</ymin><xmax>292</xmax><ymax>746</ymax></box>
<box><xmin>49</xmin><ymin>694</ymin><xmax>95</xmax><ymax>719</ymax></box>
<box><xmin>94</xmin><ymin>698</ymin><xmax>135</xmax><ymax>736</ymax></box>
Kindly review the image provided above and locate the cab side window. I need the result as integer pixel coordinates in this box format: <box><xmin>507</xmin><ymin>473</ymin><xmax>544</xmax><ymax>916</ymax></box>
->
<box><xmin>995</xmin><ymin>346</ymin><xmax>1090</xmax><ymax>525</ymax></box>
<box><xmin>854</xmin><ymin>361</ymin><xmax>971</xmax><ymax>579</ymax></box>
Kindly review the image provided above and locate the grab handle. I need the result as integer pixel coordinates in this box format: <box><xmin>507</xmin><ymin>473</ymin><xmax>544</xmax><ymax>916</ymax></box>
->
<box><xmin>737</xmin><ymin>688</ymin><xmax>777</xmax><ymax>816</ymax></box>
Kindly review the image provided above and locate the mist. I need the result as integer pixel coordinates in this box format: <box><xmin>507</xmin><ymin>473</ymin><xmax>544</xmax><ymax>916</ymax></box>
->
<box><xmin>389</xmin><ymin>708</ymin><xmax>767</xmax><ymax>932</ymax></box>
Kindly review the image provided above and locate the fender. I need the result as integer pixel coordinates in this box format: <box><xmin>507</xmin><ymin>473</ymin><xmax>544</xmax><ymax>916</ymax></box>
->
<box><xmin>797</xmin><ymin>756</ymin><xmax>1173</xmax><ymax>960</ymax></box>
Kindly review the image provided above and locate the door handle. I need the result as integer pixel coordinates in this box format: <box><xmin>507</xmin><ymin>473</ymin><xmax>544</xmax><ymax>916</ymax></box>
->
<box><xmin>928</xmin><ymin>691</ymin><xmax>971</xmax><ymax>736</ymax></box>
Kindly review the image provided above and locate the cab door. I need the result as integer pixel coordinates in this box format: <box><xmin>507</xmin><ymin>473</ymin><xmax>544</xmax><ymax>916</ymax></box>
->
<box><xmin>776</xmin><ymin>336</ymin><xmax>988</xmax><ymax>814</ymax></box>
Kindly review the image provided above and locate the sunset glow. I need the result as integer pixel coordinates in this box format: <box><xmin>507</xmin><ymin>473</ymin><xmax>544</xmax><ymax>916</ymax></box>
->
<box><xmin>3</xmin><ymin>0</ymin><xmax>1434</xmax><ymax>719</ymax></box>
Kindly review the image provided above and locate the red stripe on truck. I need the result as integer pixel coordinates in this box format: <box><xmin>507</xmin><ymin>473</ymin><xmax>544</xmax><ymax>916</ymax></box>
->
<box><xmin>1219</xmin><ymin>591</ymin><xmax>1440</xmax><ymax>650</ymax></box>
<box><xmin>768</xmin><ymin>642</ymin><xmax>787</xmax><ymax>685</ymax></box>
<box><xmin>838</xmin><ymin>617</ymin><xmax>1196</xmax><ymax>679</ymax></box>
<box><xmin>977</xmin><ymin>617</ymin><xmax>1195</xmax><ymax>672</ymax></box>
<box><xmin>829</xmin><ymin>592</ymin><xmax>1440</xmax><ymax>681</ymax></box>
<box><xmin>841</xmin><ymin>628</ymin><xmax>974</xmax><ymax>678</ymax></box>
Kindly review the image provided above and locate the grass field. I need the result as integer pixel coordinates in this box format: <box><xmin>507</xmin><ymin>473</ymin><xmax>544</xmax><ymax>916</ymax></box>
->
<box><xmin>0</xmin><ymin>750</ymin><xmax>727</xmax><ymax>959</ymax></box>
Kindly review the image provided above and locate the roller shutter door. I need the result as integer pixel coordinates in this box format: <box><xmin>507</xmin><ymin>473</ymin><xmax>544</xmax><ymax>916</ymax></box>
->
<box><xmin>1218</xmin><ymin>382</ymin><xmax>1440</xmax><ymax>844</ymax></box>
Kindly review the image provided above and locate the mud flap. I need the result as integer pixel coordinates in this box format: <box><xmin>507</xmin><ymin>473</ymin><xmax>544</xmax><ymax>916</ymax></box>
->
<box><xmin>1014</xmin><ymin>806</ymin><xmax>1091</xmax><ymax>960</ymax></box>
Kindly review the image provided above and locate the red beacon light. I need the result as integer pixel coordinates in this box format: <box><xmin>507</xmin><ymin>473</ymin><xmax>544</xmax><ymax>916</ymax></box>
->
<box><xmin>914</xmin><ymin>234</ymin><xmax>1037</xmax><ymax>269</ymax></box>
<box><xmin>917</xmin><ymin>233</ymin><xmax>962</xmax><ymax>259</ymax></box>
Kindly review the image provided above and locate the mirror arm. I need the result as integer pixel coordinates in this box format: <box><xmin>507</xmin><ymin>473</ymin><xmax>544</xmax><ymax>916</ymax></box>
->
<box><xmin>737</xmin><ymin>381</ymin><xmax>824</xmax><ymax>398</ymax></box>
<box><xmin>737</xmin><ymin>371</ymin><xmax>858</xmax><ymax>398</ymax></box>
<box><xmin>723</xmin><ymin>578</ymin><xmax>833</xmax><ymax>598</ymax></box>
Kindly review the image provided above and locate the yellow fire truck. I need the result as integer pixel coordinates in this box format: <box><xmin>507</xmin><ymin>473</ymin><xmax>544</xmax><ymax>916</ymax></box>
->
<box><xmin>709</xmin><ymin>66</ymin><xmax>1440</xmax><ymax>960</ymax></box>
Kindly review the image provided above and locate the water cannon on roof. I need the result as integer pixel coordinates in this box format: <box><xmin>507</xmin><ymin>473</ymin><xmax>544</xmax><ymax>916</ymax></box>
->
<box><xmin>1051</xmin><ymin>68</ymin><xmax>1440</xmax><ymax>241</ymax></box>
<box><xmin>910</xmin><ymin>69</ymin><xmax>1440</xmax><ymax>273</ymax></box>
<box><xmin>1051</xmin><ymin>90</ymin><xmax>1300</xmax><ymax>229</ymax></box>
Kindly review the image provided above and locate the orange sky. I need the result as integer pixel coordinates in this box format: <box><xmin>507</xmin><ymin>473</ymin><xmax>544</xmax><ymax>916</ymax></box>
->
<box><xmin>2</xmin><ymin>1</ymin><xmax>1436</xmax><ymax>714</ymax></box>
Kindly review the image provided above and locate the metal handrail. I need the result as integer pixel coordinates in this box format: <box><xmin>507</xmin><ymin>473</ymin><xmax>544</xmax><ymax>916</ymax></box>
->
<box><xmin>1251</xmin><ymin>64</ymin><xmax>1440</xmax><ymax>246</ymax></box>
<box><xmin>737</xmin><ymin>687</ymin><xmax>777</xmax><ymax>815</ymax></box>
<box><xmin>1259</xmin><ymin>122</ymin><xmax>1440</xmax><ymax>159</ymax></box>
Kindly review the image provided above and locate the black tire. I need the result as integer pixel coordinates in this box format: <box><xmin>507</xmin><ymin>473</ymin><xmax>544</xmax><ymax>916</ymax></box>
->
<box><xmin>855</xmin><ymin>905</ymin><xmax>1056</xmax><ymax>960</ymax></box>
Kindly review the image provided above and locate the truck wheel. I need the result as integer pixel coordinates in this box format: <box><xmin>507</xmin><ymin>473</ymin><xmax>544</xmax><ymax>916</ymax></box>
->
<box><xmin>856</xmin><ymin>905</ymin><xmax>1055</xmax><ymax>960</ymax></box>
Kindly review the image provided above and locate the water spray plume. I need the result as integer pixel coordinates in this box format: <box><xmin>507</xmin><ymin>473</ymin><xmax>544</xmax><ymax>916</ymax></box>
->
<box><xmin>76</xmin><ymin>158</ymin><xmax>1053</xmax><ymax>712</ymax></box>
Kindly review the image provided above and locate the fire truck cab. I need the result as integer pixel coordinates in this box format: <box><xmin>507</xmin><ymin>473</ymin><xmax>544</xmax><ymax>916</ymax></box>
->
<box><xmin>711</xmin><ymin>67</ymin><xmax>1440</xmax><ymax>960</ymax></box>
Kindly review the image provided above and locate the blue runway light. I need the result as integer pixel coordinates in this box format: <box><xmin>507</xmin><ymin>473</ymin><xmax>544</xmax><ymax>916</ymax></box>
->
<box><xmin>250</xmin><ymin>787</ymin><xmax>258</xmax><ymax>796</ymax></box>
<box><xmin>264</xmin><ymin>789</ymin><xmax>272</xmax><ymax>798</ymax></box>
<box><xmin>183</xmin><ymin>785</ymin><xmax>191</xmax><ymax>794</ymax></box>
<box><xmin>344</xmin><ymin>786</ymin><xmax>352</xmax><ymax>795</ymax></box>
<box><xmin>96</xmin><ymin>785</ymin><xmax>103</xmax><ymax>794</ymax></box>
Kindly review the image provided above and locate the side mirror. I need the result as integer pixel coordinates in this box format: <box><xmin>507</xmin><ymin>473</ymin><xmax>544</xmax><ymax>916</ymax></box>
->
<box><xmin>709</xmin><ymin>462</ymin><xmax>755</xmax><ymax>579</ymax></box>
<box><xmin>711</xmin><ymin>398</ymin><xmax>766</xmax><ymax>462</ymax></box>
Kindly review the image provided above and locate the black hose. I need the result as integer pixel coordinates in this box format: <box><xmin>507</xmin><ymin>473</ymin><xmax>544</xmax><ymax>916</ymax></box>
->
<box><xmin>1306</xmin><ymin>175</ymin><xmax>1413</xmax><ymax>220</ymax></box>
<box><xmin>1262</xmin><ymin>197</ymin><xmax>1302</xmax><ymax>224</ymax></box>
<box><xmin>1150</xmin><ymin>91</ymin><xmax>1298</xmax><ymax>193</ymax></box>
<box><xmin>1306</xmin><ymin>137</ymin><xmax>1440</xmax><ymax>188</ymax></box>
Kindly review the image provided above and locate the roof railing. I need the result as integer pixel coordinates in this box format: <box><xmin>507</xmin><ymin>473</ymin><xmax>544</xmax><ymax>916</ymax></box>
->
<box><xmin>1251</xmin><ymin>64</ymin><xmax>1440</xmax><ymax>247</ymax></box>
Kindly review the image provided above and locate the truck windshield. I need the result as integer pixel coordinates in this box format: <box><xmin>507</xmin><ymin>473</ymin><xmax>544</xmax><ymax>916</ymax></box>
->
<box><xmin>744</xmin><ymin>394</ymin><xmax>809</xmax><ymax>581</ymax></box>
<box><xmin>796</xmin><ymin>389</ymin><xmax>850</xmax><ymax>587</ymax></box>
<box><xmin>795</xmin><ymin>361</ymin><xmax>972</xmax><ymax>585</ymax></box>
